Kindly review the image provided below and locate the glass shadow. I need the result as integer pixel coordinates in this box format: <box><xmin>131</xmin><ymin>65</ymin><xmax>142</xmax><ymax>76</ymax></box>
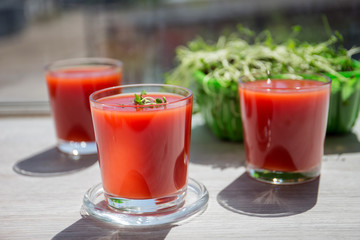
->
<box><xmin>13</xmin><ymin>147</ymin><xmax>97</xmax><ymax>177</ymax></box>
<box><xmin>190</xmin><ymin>122</ymin><xmax>245</xmax><ymax>169</ymax></box>
<box><xmin>52</xmin><ymin>217</ymin><xmax>171</xmax><ymax>240</ymax></box>
<box><xmin>217</xmin><ymin>173</ymin><xmax>320</xmax><ymax>217</ymax></box>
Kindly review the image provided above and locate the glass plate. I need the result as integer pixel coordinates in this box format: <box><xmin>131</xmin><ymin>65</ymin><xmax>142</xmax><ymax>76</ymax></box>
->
<box><xmin>81</xmin><ymin>178</ymin><xmax>209</xmax><ymax>228</ymax></box>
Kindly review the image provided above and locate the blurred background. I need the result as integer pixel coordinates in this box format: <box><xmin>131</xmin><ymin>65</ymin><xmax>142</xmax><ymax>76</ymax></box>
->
<box><xmin>0</xmin><ymin>0</ymin><xmax>359</xmax><ymax>115</ymax></box>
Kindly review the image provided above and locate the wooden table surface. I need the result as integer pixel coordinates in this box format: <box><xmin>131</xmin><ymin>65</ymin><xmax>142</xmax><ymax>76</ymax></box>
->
<box><xmin>1</xmin><ymin>114</ymin><xmax>360</xmax><ymax>239</ymax></box>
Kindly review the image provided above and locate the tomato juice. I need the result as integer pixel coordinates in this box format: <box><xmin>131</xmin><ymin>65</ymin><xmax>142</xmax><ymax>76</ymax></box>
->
<box><xmin>91</xmin><ymin>92</ymin><xmax>193</xmax><ymax>199</ymax></box>
<box><xmin>239</xmin><ymin>79</ymin><xmax>330</xmax><ymax>174</ymax></box>
<box><xmin>46</xmin><ymin>65</ymin><xmax>122</xmax><ymax>143</ymax></box>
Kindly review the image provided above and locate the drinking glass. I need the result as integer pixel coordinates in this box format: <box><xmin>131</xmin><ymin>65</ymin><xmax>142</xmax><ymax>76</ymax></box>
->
<box><xmin>45</xmin><ymin>58</ymin><xmax>122</xmax><ymax>156</ymax></box>
<box><xmin>90</xmin><ymin>84</ymin><xmax>194</xmax><ymax>213</ymax></box>
<box><xmin>239</xmin><ymin>73</ymin><xmax>331</xmax><ymax>184</ymax></box>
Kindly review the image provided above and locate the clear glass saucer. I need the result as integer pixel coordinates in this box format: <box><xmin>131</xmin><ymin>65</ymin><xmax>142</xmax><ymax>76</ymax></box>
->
<box><xmin>80</xmin><ymin>178</ymin><xmax>209</xmax><ymax>228</ymax></box>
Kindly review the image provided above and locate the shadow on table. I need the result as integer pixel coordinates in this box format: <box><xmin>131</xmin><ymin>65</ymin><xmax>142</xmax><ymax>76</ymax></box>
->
<box><xmin>217</xmin><ymin>173</ymin><xmax>320</xmax><ymax>217</ymax></box>
<box><xmin>13</xmin><ymin>147</ymin><xmax>97</xmax><ymax>177</ymax></box>
<box><xmin>190</xmin><ymin>124</ymin><xmax>245</xmax><ymax>169</ymax></box>
<box><xmin>324</xmin><ymin>132</ymin><xmax>360</xmax><ymax>154</ymax></box>
<box><xmin>52</xmin><ymin>217</ymin><xmax>172</xmax><ymax>240</ymax></box>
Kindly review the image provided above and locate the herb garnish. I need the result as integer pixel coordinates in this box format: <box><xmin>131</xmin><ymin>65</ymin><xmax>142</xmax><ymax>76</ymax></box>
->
<box><xmin>134</xmin><ymin>90</ymin><xmax>167</xmax><ymax>106</ymax></box>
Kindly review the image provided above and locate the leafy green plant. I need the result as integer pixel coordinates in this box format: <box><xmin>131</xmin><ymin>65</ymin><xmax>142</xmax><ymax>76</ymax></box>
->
<box><xmin>166</xmin><ymin>24</ymin><xmax>359</xmax><ymax>90</ymax></box>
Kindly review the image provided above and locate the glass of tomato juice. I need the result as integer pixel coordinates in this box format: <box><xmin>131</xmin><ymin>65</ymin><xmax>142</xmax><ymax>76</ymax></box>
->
<box><xmin>45</xmin><ymin>58</ymin><xmax>122</xmax><ymax>156</ymax></box>
<box><xmin>239</xmin><ymin>73</ymin><xmax>331</xmax><ymax>184</ymax></box>
<box><xmin>89</xmin><ymin>84</ymin><xmax>193</xmax><ymax>214</ymax></box>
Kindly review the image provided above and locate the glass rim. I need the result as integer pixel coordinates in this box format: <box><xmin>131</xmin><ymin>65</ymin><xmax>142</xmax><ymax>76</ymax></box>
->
<box><xmin>89</xmin><ymin>83</ymin><xmax>193</xmax><ymax>109</ymax></box>
<box><xmin>238</xmin><ymin>73</ymin><xmax>331</xmax><ymax>92</ymax></box>
<box><xmin>45</xmin><ymin>57</ymin><xmax>123</xmax><ymax>78</ymax></box>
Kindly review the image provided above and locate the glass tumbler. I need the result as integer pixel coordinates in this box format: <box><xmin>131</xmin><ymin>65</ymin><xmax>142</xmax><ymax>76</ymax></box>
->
<box><xmin>238</xmin><ymin>73</ymin><xmax>331</xmax><ymax>184</ymax></box>
<box><xmin>90</xmin><ymin>84</ymin><xmax>193</xmax><ymax>213</ymax></box>
<box><xmin>46</xmin><ymin>58</ymin><xmax>122</xmax><ymax>156</ymax></box>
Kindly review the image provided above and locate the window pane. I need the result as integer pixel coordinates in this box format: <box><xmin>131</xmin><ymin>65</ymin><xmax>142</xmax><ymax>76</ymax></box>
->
<box><xmin>0</xmin><ymin>0</ymin><xmax>358</xmax><ymax>115</ymax></box>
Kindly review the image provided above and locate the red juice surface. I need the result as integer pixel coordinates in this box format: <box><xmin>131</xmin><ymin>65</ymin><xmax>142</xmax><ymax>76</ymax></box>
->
<box><xmin>239</xmin><ymin>79</ymin><xmax>330</xmax><ymax>172</ymax></box>
<box><xmin>91</xmin><ymin>93</ymin><xmax>193</xmax><ymax>199</ymax></box>
<box><xmin>46</xmin><ymin>66</ymin><xmax>121</xmax><ymax>142</ymax></box>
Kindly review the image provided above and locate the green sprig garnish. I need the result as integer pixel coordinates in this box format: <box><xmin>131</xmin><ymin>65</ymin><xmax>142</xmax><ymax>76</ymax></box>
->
<box><xmin>134</xmin><ymin>90</ymin><xmax>167</xmax><ymax>105</ymax></box>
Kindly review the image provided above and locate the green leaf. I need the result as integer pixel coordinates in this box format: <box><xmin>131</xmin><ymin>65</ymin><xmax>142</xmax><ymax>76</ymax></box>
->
<box><xmin>134</xmin><ymin>93</ymin><xmax>142</xmax><ymax>105</ymax></box>
<box><xmin>134</xmin><ymin>90</ymin><xmax>167</xmax><ymax>106</ymax></box>
<box><xmin>341</xmin><ymin>77</ymin><xmax>358</xmax><ymax>101</ymax></box>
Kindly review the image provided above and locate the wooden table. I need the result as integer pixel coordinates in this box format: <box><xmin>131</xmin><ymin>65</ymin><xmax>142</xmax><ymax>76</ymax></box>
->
<box><xmin>1</xmin><ymin>114</ymin><xmax>360</xmax><ymax>239</ymax></box>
